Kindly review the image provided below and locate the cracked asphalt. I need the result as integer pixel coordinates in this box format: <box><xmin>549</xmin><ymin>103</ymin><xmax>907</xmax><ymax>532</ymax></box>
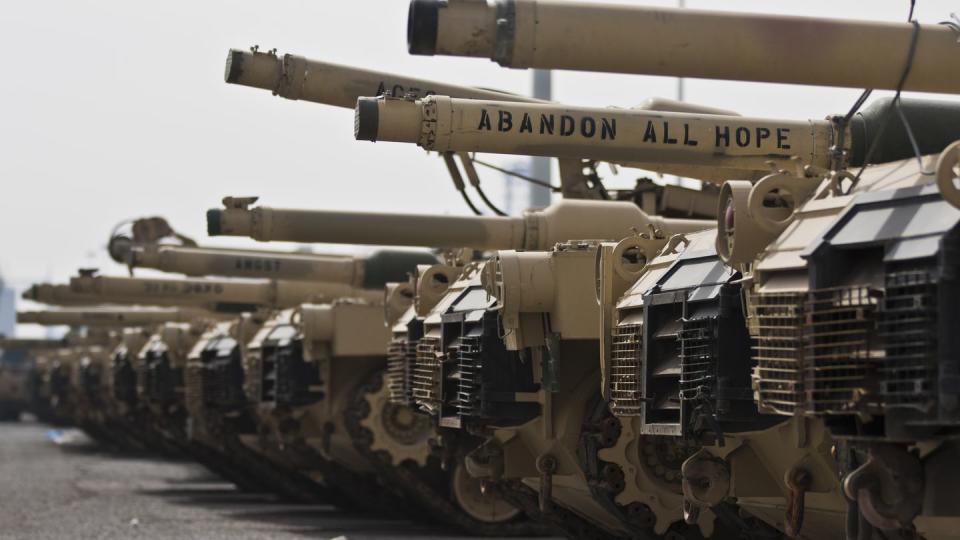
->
<box><xmin>0</xmin><ymin>419</ymin><xmax>491</xmax><ymax>540</ymax></box>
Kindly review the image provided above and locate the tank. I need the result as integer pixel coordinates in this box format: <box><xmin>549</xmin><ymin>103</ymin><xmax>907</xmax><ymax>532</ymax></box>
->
<box><xmin>406</xmin><ymin>0</ymin><xmax>960</xmax><ymax>94</ymax></box>
<box><xmin>234</xmin><ymin>283</ymin><xmax>542</xmax><ymax>534</ymax></box>
<box><xmin>386</xmin><ymin>10</ymin><xmax>960</xmax><ymax>534</ymax></box>
<box><xmin>26</xmin><ymin>327</ymin><xmax>140</xmax><ymax>446</ymax></box>
<box><xmin>589</xmin><ymin>131</ymin><xmax>960</xmax><ymax>540</ymax></box>
<box><xmin>0</xmin><ymin>338</ymin><xmax>64</xmax><ymax>421</ymax></box>
<box><xmin>17</xmin><ymin>308</ymin><xmax>216</xmax><ymax>450</ymax></box>
<box><xmin>419</xmin><ymin>245</ymin><xmax>627</xmax><ymax>536</ymax></box>
<box><xmin>730</xmin><ymin>149</ymin><xmax>960</xmax><ymax>539</ymax></box>
<box><xmin>355</xmin><ymin>94</ymin><xmax>960</xmax><ymax>183</ymax></box>
<box><xmin>103</xmin><ymin>219</ymin><xmax>446</xmax><ymax>502</ymax></box>
<box><xmin>179</xmin><ymin>314</ymin><xmax>331</xmax><ymax>502</ymax></box>
<box><xmin>389</xmin><ymin>235</ymin><xmax>766</xmax><ymax>538</ymax></box>
<box><xmin>208</xmin><ymin>197</ymin><xmax>710</xmax><ymax>249</ymax></box>
<box><xmin>17</xmin><ymin>338</ymin><xmax>73</xmax><ymax>424</ymax></box>
<box><xmin>19</xmin><ymin>308</ymin><xmax>221</xmax><ymax>445</ymax></box>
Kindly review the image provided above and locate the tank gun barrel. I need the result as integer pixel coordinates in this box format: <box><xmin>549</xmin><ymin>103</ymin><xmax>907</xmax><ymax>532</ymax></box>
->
<box><xmin>208</xmin><ymin>198</ymin><xmax>710</xmax><ymax>250</ymax></box>
<box><xmin>129</xmin><ymin>245</ymin><xmax>436</xmax><ymax>288</ymax></box>
<box><xmin>0</xmin><ymin>337</ymin><xmax>65</xmax><ymax>350</ymax></box>
<box><xmin>68</xmin><ymin>274</ymin><xmax>381</xmax><ymax>310</ymax></box>
<box><xmin>408</xmin><ymin>0</ymin><xmax>960</xmax><ymax>94</ymax></box>
<box><xmin>356</xmin><ymin>95</ymin><xmax>960</xmax><ymax>178</ymax></box>
<box><xmin>22</xmin><ymin>283</ymin><xmax>102</xmax><ymax>306</ymax></box>
<box><xmin>17</xmin><ymin>307</ymin><xmax>209</xmax><ymax>327</ymax></box>
<box><xmin>225</xmin><ymin>47</ymin><xmax>542</xmax><ymax>108</ymax></box>
<box><xmin>358</xmin><ymin>95</ymin><xmax>833</xmax><ymax>176</ymax></box>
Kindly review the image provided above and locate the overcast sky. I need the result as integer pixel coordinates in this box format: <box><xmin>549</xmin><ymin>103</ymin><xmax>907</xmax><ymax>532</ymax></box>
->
<box><xmin>3</xmin><ymin>0</ymin><xmax>959</xmax><ymax>333</ymax></box>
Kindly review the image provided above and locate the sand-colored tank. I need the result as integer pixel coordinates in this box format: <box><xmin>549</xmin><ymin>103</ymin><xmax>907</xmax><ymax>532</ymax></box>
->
<box><xmin>596</xmin><ymin>130</ymin><xmax>960</xmax><ymax>540</ymax></box>
<box><xmin>235</xmin><ymin>281</ymin><xmax>541</xmax><ymax>534</ymax></box>
<box><xmin>0</xmin><ymin>338</ymin><xmax>64</xmax><ymax>421</ymax></box>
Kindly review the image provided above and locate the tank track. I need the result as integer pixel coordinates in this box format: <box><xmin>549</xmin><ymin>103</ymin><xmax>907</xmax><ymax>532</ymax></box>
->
<box><xmin>135</xmin><ymin>405</ymin><xmax>329</xmax><ymax>500</ymax></box>
<box><xmin>496</xmin><ymin>479</ymin><xmax>628</xmax><ymax>539</ymax></box>
<box><xmin>198</xmin><ymin>410</ymin><xmax>337</xmax><ymax>503</ymax></box>
<box><xmin>343</xmin><ymin>369</ymin><xmax>551</xmax><ymax>536</ymax></box>
<box><xmin>255</xmin><ymin>390</ymin><xmax>423</xmax><ymax>517</ymax></box>
<box><xmin>577</xmin><ymin>395</ymin><xmax>783</xmax><ymax>540</ymax></box>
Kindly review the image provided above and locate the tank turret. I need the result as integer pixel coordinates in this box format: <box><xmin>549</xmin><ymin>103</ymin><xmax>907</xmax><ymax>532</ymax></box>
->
<box><xmin>407</xmin><ymin>0</ymin><xmax>960</xmax><ymax>94</ymax></box>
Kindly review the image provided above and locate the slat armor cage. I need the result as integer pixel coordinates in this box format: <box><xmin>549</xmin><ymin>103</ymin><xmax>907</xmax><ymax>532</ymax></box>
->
<box><xmin>752</xmin><ymin>187</ymin><xmax>959</xmax><ymax>439</ymax></box>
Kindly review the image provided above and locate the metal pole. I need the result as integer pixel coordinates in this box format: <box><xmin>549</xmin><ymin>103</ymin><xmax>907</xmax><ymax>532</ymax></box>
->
<box><xmin>530</xmin><ymin>69</ymin><xmax>553</xmax><ymax>208</ymax></box>
<box><xmin>674</xmin><ymin>0</ymin><xmax>687</xmax><ymax>188</ymax></box>
<box><xmin>677</xmin><ymin>0</ymin><xmax>686</xmax><ymax>102</ymax></box>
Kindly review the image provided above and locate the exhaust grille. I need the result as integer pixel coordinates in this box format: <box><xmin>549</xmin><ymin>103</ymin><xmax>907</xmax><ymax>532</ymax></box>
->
<box><xmin>679</xmin><ymin>317</ymin><xmax>718</xmax><ymax>402</ymax></box>
<box><xmin>260</xmin><ymin>345</ymin><xmax>277</xmax><ymax>404</ymax></box>
<box><xmin>387</xmin><ymin>337</ymin><xmax>414</xmax><ymax>405</ymax></box>
<box><xmin>112</xmin><ymin>353</ymin><xmax>138</xmax><ymax>405</ymax></box>
<box><xmin>202</xmin><ymin>354</ymin><xmax>245</xmax><ymax>410</ymax></box>
<box><xmin>259</xmin><ymin>341</ymin><xmax>319</xmax><ymax>407</ymax></box>
<box><xmin>412</xmin><ymin>337</ymin><xmax>443</xmax><ymax>414</ymax></box>
<box><xmin>274</xmin><ymin>345</ymin><xmax>311</xmax><ymax>406</ymax></box>
<box><xmin>455</xmin><ymin>335</ymin><xmax>482</xmax><ymax>418</ymax></box>
<box><xmin>184</xmin><ymin>363</ymin><xmax>203</xmax><ymax>414</ymax></box>
<box><xmin>752</xmin><ymin>292</ymin><xmax>805</xmax><ymax>416</ymax></box>
<box><xmin>79</xmin><ymin>363</ymin><xmax>102</xmax><ymax>402</ymax></box>
<box><xmin>803</xmin><ymin>287</ymin><xmax>878</xmax><ymax>414</ymax></box>
<box><xmin>243</xmin><ymin>349</ymin><xmax>262</xmax><ymax>404</ymax></box>
<box><xmin>877</xmin><ymin>271</ymin><xmax>937</xmax><ymax>408</ymax></box>
<box><xmin>143</xmin><ymin>353</ymin><xmax>179</xmax><ymax>405</ymax></box>
<box><xmin>610</xmin><ymin>322</ymin><xmax>643</xmax><ymax>416</ymax></box>
<box><xmin>642</xmin><ymin>314</ymin><xmax>682</xmax><ymax>434</ymax></box>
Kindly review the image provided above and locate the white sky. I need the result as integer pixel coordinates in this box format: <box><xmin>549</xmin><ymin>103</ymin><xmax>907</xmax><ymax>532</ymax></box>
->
<box><xmin>2</xmin><ymin>0</ymin><xmax>959</xmax><ymax>335</ymax></box>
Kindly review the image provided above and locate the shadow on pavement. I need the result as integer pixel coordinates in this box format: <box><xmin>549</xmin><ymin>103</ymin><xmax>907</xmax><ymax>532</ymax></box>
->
<box><xmin>139</xmin><ymin>479</ymin><xmax>466</xmax><ymax>538</ymax></box>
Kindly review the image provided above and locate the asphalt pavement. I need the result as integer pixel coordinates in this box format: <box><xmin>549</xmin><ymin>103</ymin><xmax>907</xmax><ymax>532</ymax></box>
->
<box><xmin>0</xmin><ymin>419</ymin><xmax>491</xmax><ymax>540</ymax></box>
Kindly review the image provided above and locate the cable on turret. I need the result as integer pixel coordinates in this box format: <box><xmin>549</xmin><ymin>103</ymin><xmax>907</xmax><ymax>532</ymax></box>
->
<box><xmin>441</xmin><ymin>152</ymin><xmax>484</xmax><ymax>215</ymax></box>
<box><xmin>853</xmin><ymin>9</ymin><xmax>927</xmax><ymax>182</ymax></box>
